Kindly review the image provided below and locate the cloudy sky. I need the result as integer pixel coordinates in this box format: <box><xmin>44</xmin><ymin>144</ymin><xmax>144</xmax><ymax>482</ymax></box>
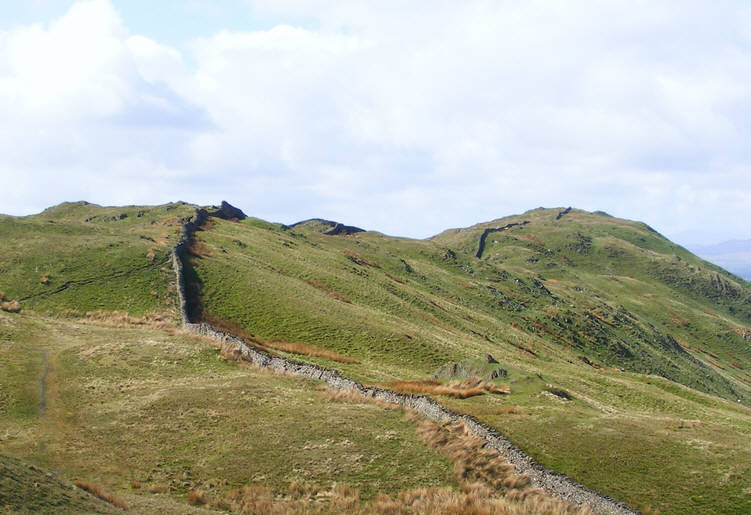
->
<box><xmin>1</xmin><ymin>1</ymin><xmax>750</xmax><ymax>243</ymax></box>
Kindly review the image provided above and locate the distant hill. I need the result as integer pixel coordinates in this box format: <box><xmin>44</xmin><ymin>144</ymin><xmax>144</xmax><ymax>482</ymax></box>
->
<box><xmin>688</xmin><ymin>239</ymin><xmax>751</xmax><ymax>281</ymax></box>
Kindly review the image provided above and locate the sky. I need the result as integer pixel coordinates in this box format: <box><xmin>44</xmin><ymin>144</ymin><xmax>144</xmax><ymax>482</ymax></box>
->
<box><xmin>1</xmin><ymin>1</ymin><xmax>751</xmax><ymax>244</ymax></box>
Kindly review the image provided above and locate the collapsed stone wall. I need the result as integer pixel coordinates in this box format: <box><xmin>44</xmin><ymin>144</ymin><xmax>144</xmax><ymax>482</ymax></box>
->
<box><xmin>171</xmin><ymin>204</ymin><xmax>635</xmax><ymax>515</ymax></box>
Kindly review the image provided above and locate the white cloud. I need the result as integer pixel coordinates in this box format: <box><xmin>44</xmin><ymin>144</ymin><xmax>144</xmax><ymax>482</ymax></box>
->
<box><xmin>2</xmin><ymin>0</ymin><xmax>751</xmax><ymax>243</ymax></box>
<box><xmin>0</xmin><ymin>0</ymin><xmax>209</xmax><ymax>214</ymax></box>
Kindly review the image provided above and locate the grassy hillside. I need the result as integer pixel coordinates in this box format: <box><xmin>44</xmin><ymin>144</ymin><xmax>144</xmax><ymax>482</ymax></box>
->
<box><xmin>432</xmin><ymin>208</ymin><xmax>751</xmax><ymax>400</ymax></box>
<box><xmin>0</xmin><ymin>201</ymin><xmax>195</xmax><ymax>318</ymax></box>
<box><xmin>0</xmin><ymin>311</ymin><xmax>462</xmax><ymax>512</ymax></box>
<box><xmin>1</xmin><ymin>454</ymin><xmax>119</xmax><ymax>513</ymax></box>
<box><xmin>185</xmin><ymin>208</ymin><xmax>751</xmax><ymax>513</ymax></box>
<box><xmin>3</xmin><ymin>202</ymin><xmax>751</xmax><ymax>513</ymax></box>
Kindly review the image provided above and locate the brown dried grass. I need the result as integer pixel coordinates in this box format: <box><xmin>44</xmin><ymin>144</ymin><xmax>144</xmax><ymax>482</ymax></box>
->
<box><xmin>0</xmin><ymin>300</ymin><xmax>21</xmax><ymax>313</ymax></box>
<box><xmin>321</xmin><ymin>388</ymin><xmax>401</xmax><ymax>411</ymax></box>
<box><xmin>210</xmin><ymin>418</ymin><xmax>587</xmax><ymax>514</ymax></box>
<box><xmin>146</xmin><ymin>484</ymin><xmax>170</xmax><ymax>494</ymax></box>
<box><xmin>187</xmin><ymin>489</ymin><xmax>208</xmax><ymax>506</ymax></box>
<box><xmin>258</xmin><ymin>339</ymin><xmax>359</xmax><ymax>364</ymax></box>
<box><xmin>71</xmin><ymin>310</ymin><xmax>173</xmax><ymax>329</ymax></box>
<box><xmin>388</xmin><ymin>377</ymin><xmax>510</xmax><ymax>399</ymax></box>
<box><xmin>304</xmin><ymin>278</ymin><xmax>352</xmax><ymax>303</ymax></box>
<box><xmin>412</xmin><ymin>417</ymin><xmax>587</xmax><ymax>514</ymax></box>
<box><xmin>73</xmin><ymin>481</ymin><xmax>129</xmax><ymax>510</ymax></box>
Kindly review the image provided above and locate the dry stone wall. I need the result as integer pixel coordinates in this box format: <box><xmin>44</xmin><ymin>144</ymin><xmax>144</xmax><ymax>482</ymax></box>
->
<box><xmin>475</xmin><ymin>221</ymin><xmax>530</xmax><ymax>258</ymax></box>
<box><xmin>171</xmin><ymin>204</ymin><xmax>636</xmax><ymax>515</ymax></box>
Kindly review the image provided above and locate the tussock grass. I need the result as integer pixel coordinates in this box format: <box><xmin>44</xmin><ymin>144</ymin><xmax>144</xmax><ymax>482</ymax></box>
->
<box><xmin>186</xmin><ymin>489</ymin><xmax>208</xmax><ymax>506</ymax></box>
<box><xmin>0</xmin><ymin>300</ymin><xmax>21</xmax><ymax>313</ymax></box>
<box><xmin>412</xmin><ymin>417</ymin><xmax>586</xmax><ymax>514</ymax></box>
<box><xmin>73</xmin><ymin>481</ymin><xmax>129</xmax><ymax>510</ymax></box>
<box><xmin>1</xmin><ymin>315</ymin><xmax>457</xmax><ymax>512</ymax></box>
<box><xmin>204</xmin><ymin>417</ymin><xmax>586</xmax><ymax>514</ymax></box>
<box><xmin>70</xmin><ymin>310</ymin><xmax>174</xmax><ymax>329</ymax></box>
<box><xmin>321</xmin><ymin>388</ymin><xmax>401</xmax><ymax>410</ymax></box>
<box><xmin>388</xmin><ymin>378</ymin><xmax>510</xmax><ymax>399</ymax></box>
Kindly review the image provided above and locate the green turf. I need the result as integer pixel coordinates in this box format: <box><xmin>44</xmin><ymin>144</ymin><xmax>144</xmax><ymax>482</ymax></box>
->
<box><xmin>0</xmin><ymin>311</ymin><xmax>456</xmax><ymax>512</ymax></box>
<box><xmin>0</xmin><ymin>453</ymin><xmax>118</xmax><ymax>513</ymax></box>
<box><xmin>0</xmin><ymin>201</ymin><xmax>195</xmax><ymax>318</ymax></box>
<box><xmin>4</xmin><ymin>202</ymin><xmax>751</xmax><ymax>513</ymax></box>
<box><xmin>184</xmin><ymin>208</ymin><xmax>751</xmax><ymax>513</ymax></box>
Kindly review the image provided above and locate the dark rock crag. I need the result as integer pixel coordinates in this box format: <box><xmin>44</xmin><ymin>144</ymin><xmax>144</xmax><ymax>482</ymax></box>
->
<box><xmin>286</xmin><ymin>218</ymin><xmax>365</xmax><ymax>236</ymax></box>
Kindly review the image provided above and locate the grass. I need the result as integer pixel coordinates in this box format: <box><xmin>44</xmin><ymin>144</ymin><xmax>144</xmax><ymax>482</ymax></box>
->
<box><xmin>73</xmin><ymin>481</ymin><xmax>129</xmax><ymax>510</ymax></box>
<box><xmin>189</xmin><ymin>212</ymin><xmax>751</xmax><ymax>402</ymax></box>
<box><xmin>0</xmin><ymin>201</ymin><xmax>195</xmax><ymax>318</ymax></box>
<box><xmin>4</xmin><ymin>202</ymin><xmax>751</xmax><ymax>512</ymax></box>
<box><xmin>0</xmin><ymin>311</ymin><xmax>459</xmax><ymax>512</ymax></box>
<box><xmin>0</xmin><ymin>454</ymin><xmax>118</xmax><ymax>513</ymax></box>
<box><xmin>183</xmin><ymin>209</ymin><xmax>751</xmax><ymax>513</ymax></box>
<box><xmin>173</xmin><ymin>413</ymin><xmax>586</xmax><ymax>514</ymax></box>
<box><xmin>387</xmin><ymin>378</ymin><xmax>510</xmax><ymax>398</ymax></box>
<box><xmin>257</xmin><ymin>339</ymin><xmax>361</xmax><ymax>363</ymax></box>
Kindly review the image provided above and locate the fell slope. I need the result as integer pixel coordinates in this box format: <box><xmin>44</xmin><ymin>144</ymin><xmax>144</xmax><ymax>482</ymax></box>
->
<box><xmin>185</xmin><ymin>207</ymin><xmax>751</xmax><ymax>513</ymax></box>
<box><xmin>0</xmin><ymin>310</ymin><xmax>459</xmax><ymax>512</ymax></box>
<box><xmin>432</xmin><ymin>207</ymin><xmax>751</xmax><ymax>400</ymax></box>
<box><xmin>0</xmin><ymin>454</ymin><xmax>118</xmax><ymax>513</ymax></box>
<box><xmin>0</xmin><ymin>201</ymin><xmax>195</xmax><ymax>317</ymax></box>
<box><xmin>2</xmin><ymin>202</ymin><xmax>751</xmax><ymax>513</ymax></box>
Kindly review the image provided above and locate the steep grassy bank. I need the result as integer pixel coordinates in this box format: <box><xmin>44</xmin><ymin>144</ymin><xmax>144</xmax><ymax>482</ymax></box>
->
<box><xmin>0</xmin><ymin>454</ymin><xmax>118</xmax><ymax>513</ymax></box>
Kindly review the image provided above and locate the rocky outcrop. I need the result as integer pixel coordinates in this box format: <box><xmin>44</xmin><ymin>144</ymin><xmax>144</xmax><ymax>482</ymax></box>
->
<box><xmin>434</xmin><ymin>360</ymin><xmax>507</xmax><ymax>381</ymax></box>
<box><xmin>171</xmin><ymin>205</ymin><xmax>635</xmax><ymax>515</ymax></box>
<box><xmin>212</xmin><ymin>201</ymin><xmax>246</xmax><ymax>220</ymax></box>
<box><xmin>286</xmin><ymin>218</ymin><xmax>365</xmax><ymax>236</ymax></box>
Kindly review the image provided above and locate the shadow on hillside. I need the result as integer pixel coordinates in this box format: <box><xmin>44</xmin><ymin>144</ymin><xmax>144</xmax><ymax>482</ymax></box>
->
<box><xmin>181</xmin><ymin>255</ymin><xmax>204</xmax><ymax>323</ymax></box>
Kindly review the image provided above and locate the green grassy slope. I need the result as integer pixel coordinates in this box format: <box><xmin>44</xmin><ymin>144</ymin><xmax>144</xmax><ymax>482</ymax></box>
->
<box><xmin>0</xmin><ymin>311</ymin><xmax>457</xmax><ymax>512</ymax></box>
<box><xmin>185</xmin><ymin>209</ymin><xmax>751</xmax><ymax>513</ymax></box>
<box><xmin>191</xmin><ymin>210</ymin><xmax>751</xmax><ymax>403</ymax></box>
<box><xmin>0</xmin><ymin>201</ymin><xmax>195</xmax><ymax>318</ymax></box>
<box><xmin>3</xmin><ymin>202</ymin><xmax>751</xmax><ymax>513</ymax></box>
<box><xmin>432</xmin><ymin>208</ymin><xmax>751</xmax><ymax>399</ymax></box>
<box><xmin>0</xmin><ymin>454</ymin><xmax>118</xmax><ymax>513</ymax></box>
